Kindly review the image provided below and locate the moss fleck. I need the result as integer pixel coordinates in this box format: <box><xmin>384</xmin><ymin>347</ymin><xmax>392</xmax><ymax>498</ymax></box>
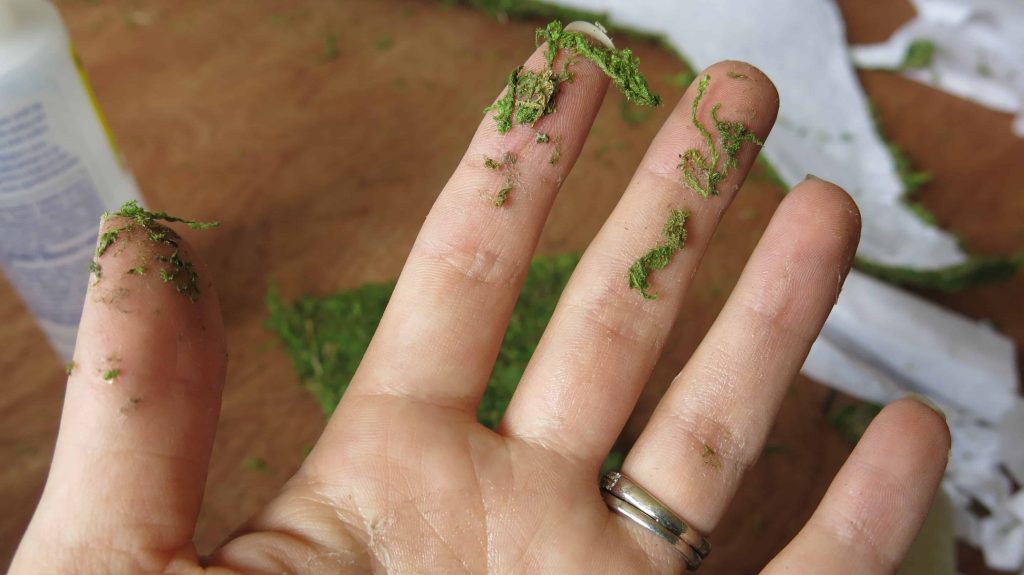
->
<box><xmin>243</xmin><ymin>457</ymin><xmax>269</xmax><ymax>473</ymax></box>
<box><xmin>726</xmin><ymin>71</ymin><xmax>748</xmax><ymax>79</ymax></box>
<box><xmin>103</xmin><ymin>368</ymin><xmax>120</xmax><ymax>382</ymax></box>
<box><xmin>321</xmin><ymin>31</ymin><xmax>339</xmax><ymax>62</ymax></box>
<box><xmin>495</xmin><ymin>185</ymin><xmax>513</xmax><ymax>207</ymax></box>
<box><xmin>701</xmin><ymin>444</ymin><xmax>722</xmax><ymax>469</ymax></box>
<box><xmin>120</xmin><ymin>396</ymin><xmax>142</xmax><ymax>415</ymax></box>
<box><xmin>535</xmin><ymin>131</ymin><xmax>550</xmax><ymax>143</ymax></box>
<box><xmin>87</xmin><ymin>259</ymin><xmax>102</xmax><ymax>278</ymax></box>
<box><xmin>902</xmin><ymin>39</ymin><xmax>935</xmax><ymax>70</ymax></box>
<box><xmin>65</xmin><ymin>361</ymin><xmax>75</xmax><ymax>375</ymax></box>
<box><xmin>127</xmin><ymin>266</ymin><xmax>147</xmax><ymax>276</ymax></box>
<box><xmin>549</xmin><ymin>135</ymin><xmax>562</xmax><ymax>165</ymax></box>
<box><xmin>483</xmin><ymin>152</ymin><xmax>518</xmax><ymax>206</ymax></box>
<box><xmin>679</xmin><ymin>74</ymin><xmax>764</xmax><ymax>198</ymax></box>
<box><xmin>627</xmin><ymin>208</ymin><xmax>689</xmax><ymax>299</ymax></box>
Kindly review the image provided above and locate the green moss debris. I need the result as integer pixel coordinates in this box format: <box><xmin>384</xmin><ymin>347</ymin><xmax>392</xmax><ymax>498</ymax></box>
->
<box><xmin>627</xmin><ymin>209</ymin><xmax>689</xmax><ymax>300</ymax></box>
<box><xmin>486</xmin><ymin>20</ymin><xmax>660</xmax><ymax>134</ymax></box>
<box><xmin>91</xmin><ymin>200</ymin><xmax>218</xmax><ymax>302</ymax></box>
<box><xmin>680</xmin><ymin>74</ymin><xmax>764</xmax><ymax>198</ymax></box>
<box><xmin>267</xmin><ymin>253</ymin><xmax>579</xmax><ymax>428</ymax></box>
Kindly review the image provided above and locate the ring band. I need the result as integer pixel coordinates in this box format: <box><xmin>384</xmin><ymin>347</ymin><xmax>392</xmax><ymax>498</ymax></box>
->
<box><xmin>602</xmin><ymin>471</ymin><xmax>711</xmax><ymax>560</ymax></box>
<box><xmin>602</xmin><ymin>493</ymin><xmax>702</xmax><ymax>570</ymax></box>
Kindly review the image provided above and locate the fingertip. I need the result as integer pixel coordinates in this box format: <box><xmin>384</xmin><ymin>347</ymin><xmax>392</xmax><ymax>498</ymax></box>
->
<box><xmin>864</xmin><ymin>398</ymin><xmax>952</xmax><ymax>468</ymax></box>
<box><xmin>779</xmin><ymin>177</ymin><xmax>862</xmax><ymax>265</ymax></box>
<box><xmin>699</xmin><ymin>60</ymin><xmax>779</xmax><ymax>135</ymax></box>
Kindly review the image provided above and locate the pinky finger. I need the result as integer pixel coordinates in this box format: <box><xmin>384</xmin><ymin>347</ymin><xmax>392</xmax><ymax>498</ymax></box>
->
<box><xmin>764</xmin><ymin>398</ymin><xmax>950</xmax><ymax>574</ymax></box>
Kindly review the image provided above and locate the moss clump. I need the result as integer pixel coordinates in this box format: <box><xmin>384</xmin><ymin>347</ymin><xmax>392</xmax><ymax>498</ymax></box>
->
<box><xmin>535</xmin><ymin>132</ymin><xmax>550</xmax><ymax>143</ymax></box>
<box><xmin>486</xmin><ymin>20</ymin><xmax>660</xmax><ymax>134</ymax></box>
<box><xmin>679</xmin><ymin>74</ymin><xmax>764</xmax><ymax>198</ymax></box>
<box><xmin>103</xmin><ymin>368</ymin><xmax>120</xmax><ymax>381</ymax></box>
<box><xmin>627</xmin><ymin>209</ymin><xmax>689</xmax><ymax>299</ymax></box>
<box><xmin>94</xmin><ymin>201</ymin><xmax>218</xmax><ymax>302</ymax></box>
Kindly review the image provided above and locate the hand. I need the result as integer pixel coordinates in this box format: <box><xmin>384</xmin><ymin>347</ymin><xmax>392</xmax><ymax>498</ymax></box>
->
<box><xmin>12</xmin><ymin>45</ymin><xmax>949</xmax><ymax>574</ymax></box>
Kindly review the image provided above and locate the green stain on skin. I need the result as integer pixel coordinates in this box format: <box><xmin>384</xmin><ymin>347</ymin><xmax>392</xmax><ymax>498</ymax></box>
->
<box><xmin>679</xmin><ymin>74</ymin><xmax>764</xmax><ymax>198</ymax></box>
<box><xmin>627</xmin><ymin>209</ymin><xmax>689</xmax><ymax>300</ymax></box>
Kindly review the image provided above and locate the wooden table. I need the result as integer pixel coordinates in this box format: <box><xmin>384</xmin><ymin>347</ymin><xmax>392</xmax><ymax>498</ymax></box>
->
<box><xmin>1</xmin><ymin>1</ymin><xmax>1020</xmax><ymax>572</ymax></box>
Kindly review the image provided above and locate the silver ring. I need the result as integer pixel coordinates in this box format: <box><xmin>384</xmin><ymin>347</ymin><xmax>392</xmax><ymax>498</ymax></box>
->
<box><xmin>602</xmin><ymin>471</ymin><xmax>711</xmax><ymax>561</ymax></box>
<box><xmin>602</xmin><ymin>493</ymin><xmax>702</xmax><ymax>570</ymax></box>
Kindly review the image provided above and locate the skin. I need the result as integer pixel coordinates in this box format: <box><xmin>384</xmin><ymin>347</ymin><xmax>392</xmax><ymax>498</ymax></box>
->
<box><xmin>12</xmin><ymin>38</ymin><xmax>950</xmax><ymax>574</ymax></box>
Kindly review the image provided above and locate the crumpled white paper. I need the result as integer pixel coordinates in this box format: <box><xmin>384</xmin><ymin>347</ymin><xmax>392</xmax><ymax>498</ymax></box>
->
<box><xmin>547</xmin><ymin>0</ymin><xmax>1022</xmax><ymax>569</ymax></box>
<box><xmin>851</xmin><ymin>0</ymin><xmax>1024</xmax><ymax>137</ymax></box>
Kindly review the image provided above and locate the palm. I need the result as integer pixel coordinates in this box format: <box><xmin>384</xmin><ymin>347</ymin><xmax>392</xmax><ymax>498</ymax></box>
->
<box><xmin>13</xmin><ymin>33</ymin><xmax>948</xmax><ymax>575</ymax></box>
<box><xmin>260</xmin><ymin>397</ymin><xmax>660</xmax><ymax>573</ymax></box>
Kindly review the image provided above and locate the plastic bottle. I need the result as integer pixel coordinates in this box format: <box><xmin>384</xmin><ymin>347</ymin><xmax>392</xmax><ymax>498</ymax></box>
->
<box><xmin>0</xmin><ymin>0</ymin><xmax>141</xmax><ymax>361</ymax></box>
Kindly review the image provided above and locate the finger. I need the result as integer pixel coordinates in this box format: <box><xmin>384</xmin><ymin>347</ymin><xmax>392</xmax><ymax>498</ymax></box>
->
<box><xmin>501</xmin><ymin>61</ymin><xmax>779</xmax><ymax>465</ymax></box>
<box><xmin>340</xmin><ymin>25</ymin><xmax>614</xmax><ymax>415</ymax></box>
<box><xmin>11</xmin><ymin>215</ymin><xmax>226</xmax><ymax>572</ymax></box>
<box><xmin>620</xmin><ymin>179</ymin><xmax>860</xmax><ymax>541</ymax></box>
<box><xmin>764</xmin><ymin>398</ymin><xmax>950</xmax><ymax>574</ymax></box>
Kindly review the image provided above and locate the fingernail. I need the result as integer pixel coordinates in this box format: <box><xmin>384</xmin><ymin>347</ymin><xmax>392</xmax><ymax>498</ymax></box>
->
<box><xmin>565</xmin><ymin>21</ymin><xmax>615</xmax><ymax>49</ymax></box>
<box><xmin>903</xmin><ymin>393</ymin><xmax>947</xmax><ymax>421</ymax></box>
<box><xmin>804</xmin><ymin>173</ymin><xmax>823</xmax><ymax>182</ymax></box>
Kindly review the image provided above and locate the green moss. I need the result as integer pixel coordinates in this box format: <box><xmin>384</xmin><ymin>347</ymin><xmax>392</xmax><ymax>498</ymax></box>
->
<box><xmin>549</xmin><ymin>135</ymin><xmax>562</xmax><ymax>165</ymax></box>
<box><xmin>486</xmin><ymin>20</ymin><xmax>659</xmax><ymax>134</ymax></box>
<box><xmin>902</xmin><ymin>39</ymin><xmax>935</xmax><ymax>70</ymax></box>
<box><xmin>87</xmin><ymin>259</ymin><xmax>102</xmax><ymax>278</ymax></box>
<box><xmin>484</xmin><ymin>152</ymin><xmax>518</xmax><ymax>206</ymax></box>
<box><xmin>267</xmin><ymin>253</ymin><xmax>579</xmax><ymax>428</ymax></box>
<box><xmin>535</xmin><ymin>131</ymin><xmax>550</xmax><ymax>143</ymax></box>
<box><xmin>679</xmin><ymin>74</ymin><xmax>764</xmax><ymax>198</ymax></box>
<box><xmin>96</xmin><ymin>229</ymin><xmax>120</xmax><ymax>257</ymax></box>
<box><xmin>103</xmin><ymin>368</ymin><xmax>120</xmax><ymax>381</ymax></box>
<box><xmin>93</xmin><ymin>201</ymin><xmax>217</xmax><ymax>302</ymax></box>
<box><xmin>495</xmin><ymin>185</ymin><xmax>513</xmax><ymax>206</ymax></box>
<box><xmin>65</xmin><ymin>361</ymin><xmax>75</xmax><ymax>376</ymax></box>
<box><xmin>156</xmin><ymin>250</ymin><xmax>202</xmax><ymax>301</ymax></box>
<box><xmin>627</xmin><ymin>209</ymin><xmax>689</xmax><ymax>299</ymax></box>
<box><xmin>856</xmin><ymin>253</ymin><xmax>1023</xmax><ymax>293</ymax></box>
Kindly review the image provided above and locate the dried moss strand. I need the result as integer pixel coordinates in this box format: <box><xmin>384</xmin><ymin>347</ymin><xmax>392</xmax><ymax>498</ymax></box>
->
<box><xmin>628</xmin><ymin>209</ymin><xmax>689</xmax><ymax>299</ymax></box>
<box><xmin>487</xmin><ymin>20</ymin><xmax>660</xmax><ymax>134</ymax></box>
<box><xmin>537</xmin><ymin>21</ymin><xmax>660</xmax><ymax>107</ymax></box>
<box><xmin>679</xmin><ymin>74</ymin><xmax>763</xmax><ymax>198</ymax></box>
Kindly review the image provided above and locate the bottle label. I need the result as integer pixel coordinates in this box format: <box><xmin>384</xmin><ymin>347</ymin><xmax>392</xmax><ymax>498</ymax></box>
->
<box><xmin>0</xmin><ymin>95</ymin><xmax>105</xmax><ymax>358</ymax></box>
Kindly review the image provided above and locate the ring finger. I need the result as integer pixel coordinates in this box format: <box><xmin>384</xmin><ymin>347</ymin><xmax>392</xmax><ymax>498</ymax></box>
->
<box><xmin>623</xmin><ymin>177</ymin><xmax>861</xmax><ymax>544</ymax></box>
